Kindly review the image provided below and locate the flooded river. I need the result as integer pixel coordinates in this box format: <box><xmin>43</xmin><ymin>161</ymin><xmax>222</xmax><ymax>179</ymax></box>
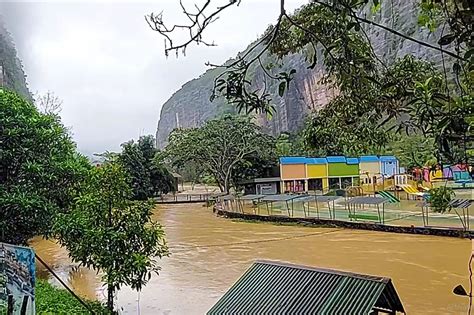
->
<box><xmin>32</xmin><ymin>203</ymin><xmax>472</xmax><ymax>314</ymax></box>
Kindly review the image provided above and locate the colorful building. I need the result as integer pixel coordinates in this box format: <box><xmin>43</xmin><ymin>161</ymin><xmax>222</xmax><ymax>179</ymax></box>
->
<box><xmin>359</xmin><ymin>155</ymin><xmax>380</xmax><ymax>185</ymax></box>
<box><xmin>327</xmin><ymin>156</ymin><xmax>359</xmax><ymax>189</ymax></box>
<box><xmin>279</xmin><ymin>155</ymin><xmax>401</xmax><ymax>193</ymax></box>
<box><xmin>280</xmin><ymin>157</ymin><xmax>307</xmax><ymax>192</ymax></box>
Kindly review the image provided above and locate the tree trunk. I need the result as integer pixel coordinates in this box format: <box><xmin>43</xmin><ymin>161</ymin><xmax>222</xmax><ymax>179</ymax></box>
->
<box><xmin>107</xmin><ymin>284</ymin><xmax>114</xmax><ymax>312</ymax></box>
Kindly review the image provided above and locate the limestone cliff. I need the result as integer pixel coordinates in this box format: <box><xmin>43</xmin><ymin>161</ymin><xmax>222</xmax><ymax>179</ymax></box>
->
<box><xmin>0</xmin><ymin>17</ymin><xmax>31</xmax><ymax>100</ymax></box>
<box><xmin>156</xmin><ymin>1</ymin><xmax>449</xmax><ymax>148</ymax></box>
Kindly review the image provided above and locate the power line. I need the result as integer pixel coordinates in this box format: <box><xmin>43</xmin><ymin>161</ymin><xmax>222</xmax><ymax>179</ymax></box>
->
<box><xmin>170</xmin><ymin>228</ymin><xmax>345</xmax><ymax>252</ymax></box>
<box><xmin>35</xmin><ymin>253</ymin><xmax>95</xmax><ymax>314</ymax></box>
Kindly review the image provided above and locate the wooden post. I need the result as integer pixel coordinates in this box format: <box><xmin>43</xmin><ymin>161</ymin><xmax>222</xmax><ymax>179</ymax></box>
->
<box><xmin>7</xmin><ymin>294</ymin><xmax>13</xmax><ymax>315</ymax></box>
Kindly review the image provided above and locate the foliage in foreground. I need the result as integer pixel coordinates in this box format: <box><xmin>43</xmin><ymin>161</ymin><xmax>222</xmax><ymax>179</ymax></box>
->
<box><xmin>53</xmin><ymin>163</ymin><xmax>169</xmax><ymax>311</ymax></box>
<box><xmin>164</xmin><ymin>115</ymin><xmax>276</xmax><ymax>192</ymax></box>
<box><xmin>0</xmin><ymin>88</ymin><xmax>91</xmax><ymax>245</ymax></box>
<box><xmin>36</xmin><ymin>279</ymin><xmax>109</xmax><ymax>314</ymax></box>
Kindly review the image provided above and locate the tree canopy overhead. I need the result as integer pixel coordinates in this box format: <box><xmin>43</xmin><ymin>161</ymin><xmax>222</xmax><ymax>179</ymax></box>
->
<box><xmin>0</xmin><ymin>88</ymin><xmax>90</xmax><ymax>245</ymax></box>
<box><xmin>148</xmin><ymin>0</ymin><xmax>473</xmax><ymax>164</ymax></box>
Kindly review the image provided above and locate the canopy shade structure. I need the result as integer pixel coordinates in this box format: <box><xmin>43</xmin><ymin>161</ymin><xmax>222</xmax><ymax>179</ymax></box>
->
<box><xmin>260</xmin><ymin>194</ymin><xmax>303</xmax><ymax>216</ymax></box>
<box><xmin>236</xmin><ymin>194</ymin><xmax>266</xmax><ymax>214</ymax></box>
<box><xmin>449</xmin><ymin>199</ymin><xmax>472</xmax><ymax>230</ymax></box>
<box><xmin>345</xmin><ymin>196</ymin><xmax>388</xmax><ymax>224</ymax></box>
<box><xmin>218</xmin><ymin>195</ymin><xmax>235</xmax><ymax>201</ymax></box>
<box><xmin>238</xmin><ymin>194</ymin><xmax>265</xmax><ymax>201</ymax></box>
<box><xmin>208</xmin><ymin>260</ymin><xmax>405</xmax><ymax>315</ymax></box>
<box><xmin>346</xmin><ymin>196</ymin><xmax>388</xmax><ymax>205</ymax></box>
<box><xmin>449</xmin><ymin>199</ymin><xmax>473</xmax><ymax>209</ymax></box>
<box><xmin>260</xmin><ymin>194</ymin><xmax>303</xmax><ymax>202</ymax></box>
<box><xmin>297</xmin><ymin>195</ymin><xmax>341</xmax><ymax>219</ymax></box>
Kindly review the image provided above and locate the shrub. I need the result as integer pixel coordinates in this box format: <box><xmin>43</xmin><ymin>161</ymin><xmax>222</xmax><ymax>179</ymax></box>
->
<box><xmin>35</xmin><ymin>279</ymin><xmax>109</xmax><ymax>314</ymax></box>
<box><xmin>430</xmin><ymin>186</ymin><xmax>455</xmax><ymax>213</ymax></box>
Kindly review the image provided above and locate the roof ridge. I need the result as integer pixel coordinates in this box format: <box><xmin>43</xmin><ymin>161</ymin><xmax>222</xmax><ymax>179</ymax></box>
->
<box><xmin>254</xmin><ymin>259</ymin><xmax>390</xmax><ymax>283</ymax></box>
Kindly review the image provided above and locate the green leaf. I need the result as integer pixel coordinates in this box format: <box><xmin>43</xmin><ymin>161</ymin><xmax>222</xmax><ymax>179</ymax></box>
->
<box><xmin>452</xmin><ymin>62</ymin><xmax>461</xmax><ymax>74</ymax></box>
<box><xmin>278</xmin><ymin>81</ymin><xmax>286</xmax><ymax>97</ymax></box>
<box><xmin>437</xmin><ymin>33</ymin><xmax>456</xmax><ymax>46</ymax></box>
<box><xmin>371</xmin><ymin>2</ymin><xmax>381</xmax><ymax>14</ymax></box>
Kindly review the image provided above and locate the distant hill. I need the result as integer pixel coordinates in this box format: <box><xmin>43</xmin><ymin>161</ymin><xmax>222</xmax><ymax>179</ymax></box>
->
<box><xmin>154</xmin><ymin>1</ymin><xmax>453</xmax><ymax>148</ymax></box>
<box><xmin>0</xmin><ymin>16</ymin><xmax>31</xmax><ymax>100</ymax></box>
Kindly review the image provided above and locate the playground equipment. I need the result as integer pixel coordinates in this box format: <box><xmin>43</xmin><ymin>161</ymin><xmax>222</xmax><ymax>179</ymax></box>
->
<box><xmin>454</xmin><ymin>171</ymin><xmax>474</xmax><ymax>188</ymax></box>
<box><xmin>398</xmin><ymin>184</ymin><xmax>427</xmax><ymax>199</ymax></box>
<box><xmin>377</xmin><ymin>191</ymin><xmax>400</xmax><ymax>203</ymax></box>
<box><xmin>345</xmin><ymin>186</ymin><xmax>364</xmax><ymax>197</ymax></box>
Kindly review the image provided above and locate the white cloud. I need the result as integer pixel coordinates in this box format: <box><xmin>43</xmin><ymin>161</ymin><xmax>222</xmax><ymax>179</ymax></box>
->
<box><xmin>1</xmin><ymin>0</ymin><xmax>305</xmax><ymax>156</ymax></box>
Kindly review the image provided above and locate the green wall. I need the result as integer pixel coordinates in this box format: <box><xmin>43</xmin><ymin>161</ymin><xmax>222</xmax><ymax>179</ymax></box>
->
<box><xmin>328</xmin><ymin>163</ymin><xmax>359</xmax><ymax>176</ymax></box>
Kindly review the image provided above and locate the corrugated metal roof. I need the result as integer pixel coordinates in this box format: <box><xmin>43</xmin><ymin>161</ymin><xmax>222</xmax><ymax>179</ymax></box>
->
<box><xmin>346</xmin><ymin>196</ymin><xmax>387</xmax><ymax>205</ymax></box>
<box><xmin>306</xmin><ymin>157</ymin><xmax>327</xmax><ymax>164</ymax></box>
<box><xmin>380</xmin><ymin>155</ymin><xmax>397</xmax><ymax>161</ymax></box>
<box><xmin>360</xmin><ymin>155</ymin><xmax>380</xmax><ymax>162</ymax></box>
<box><xmin>346</xmin><ymin>157</ymin><xmax>360</xmax><ymax>165</ymax></box>
<box><xmin>326</xmin><ymin>156</ymin><xmax>346</xmax><ymax>163</ymax></box>
<box><xmin>208</xmin><ymin>260</ymin><xmax>405</xmax><ymax>315</ymax></box>
<box><xmin>280</xmin><ymin>156</ymin><xmax>307</xmax><ymax>164</ymax></box>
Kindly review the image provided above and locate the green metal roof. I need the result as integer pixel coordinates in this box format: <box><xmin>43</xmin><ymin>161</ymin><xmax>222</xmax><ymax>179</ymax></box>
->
<box><xmin>208</xmin><ymin>260</ymin><xmax>405</xmax><ymax>315</ymax></box>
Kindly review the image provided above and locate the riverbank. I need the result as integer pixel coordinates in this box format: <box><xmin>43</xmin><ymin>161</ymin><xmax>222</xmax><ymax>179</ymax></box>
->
<box><xmin>36</xmin><ymin>280</ymin><xmax>108</xmax><ymax>314</ymax></box>
<box><xmin>216</xmin><ymin>208</ymin><xmax>474</xmax><ymax>238</ymax></box>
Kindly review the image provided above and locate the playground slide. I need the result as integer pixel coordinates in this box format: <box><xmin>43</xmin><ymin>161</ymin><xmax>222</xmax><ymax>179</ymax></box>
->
<box><xmin>377</xmin><ymin>191</ymin><xmax>400</xmax><ymax>203</ymax></box>
<box><xmin>399</xmin><ymin>185</ymin><xmax>426</xmax><ymax>196</ymax></box>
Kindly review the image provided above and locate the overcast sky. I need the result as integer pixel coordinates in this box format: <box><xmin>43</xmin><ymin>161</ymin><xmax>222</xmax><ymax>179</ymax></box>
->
<box><xmin>0</xmin><ymin>0</ymin><xmax>304</xmax><ymax>156</ymax></box>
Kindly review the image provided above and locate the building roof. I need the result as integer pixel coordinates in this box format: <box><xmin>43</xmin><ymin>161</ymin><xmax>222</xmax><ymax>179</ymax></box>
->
<box><xmin>326</xmin><ymin>156</ymin><xmax>347</xmax><ymax>163</ymax></box>
<box><xmin>360</xmin><ymin>155</ymin><xmax>380</xmax><ymax>162</ymax></box>
<box><xmin>380</xmin><ymin>155</ymin><xmax>397</xmax><ymax>161</ymax></box>
<box><xmin>346</xmin><ymin>157</ymin><xmax>360</xmax><ymax>165</ymax></box>
<box><xmin>208</xmin><ymin>260</ymin><xmax>405</xmax><ymax>315</ymax></box>
<box><xmin>279</xmin><ymin>156</ymin><xmax>307</xmax><ymax>164</ymax></box>
<box><xmin>306</xmin><ymin>157</ymin><xmax>327</xmax><ymax>165</ymax></box>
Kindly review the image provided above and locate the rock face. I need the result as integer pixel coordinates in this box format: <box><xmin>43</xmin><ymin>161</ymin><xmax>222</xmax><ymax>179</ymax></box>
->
<box><xmin>0</xmin><ymin>18</ymin><xmax>31</xmax><ymax>100</ymax></box>
<box><xmin>156</xmin><ymin>1</ymin><xmax>449</xmax><ymax>148</ymax></box>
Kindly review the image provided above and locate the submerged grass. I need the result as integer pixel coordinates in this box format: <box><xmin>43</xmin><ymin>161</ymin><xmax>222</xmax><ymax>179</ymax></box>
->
<box><xmin>36</xmin><ymin>279</ymin><xmax>109</xmax><ymax>314</ymax></box>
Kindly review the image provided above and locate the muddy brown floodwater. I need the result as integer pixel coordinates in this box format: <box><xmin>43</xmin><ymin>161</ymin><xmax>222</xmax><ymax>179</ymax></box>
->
<box><xmin>31</xmin><ymin>203</ymin><xmax>472</xmax><ymax>314</ymax></box>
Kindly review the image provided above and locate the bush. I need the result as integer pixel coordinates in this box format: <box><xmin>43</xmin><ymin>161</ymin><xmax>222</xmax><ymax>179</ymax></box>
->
<box><xmin>36</xmin><ymin>279</ymin><xmax>109</xmax><ymax>314</ymax></box>
<box><xmin>430</xmin><ymin>186</ymin><xmax>455</xmax><ymax>213</ymax></box>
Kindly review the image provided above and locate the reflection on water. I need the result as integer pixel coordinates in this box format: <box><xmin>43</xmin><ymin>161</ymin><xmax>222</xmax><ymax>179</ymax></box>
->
<box><xmin>32</xmin><ymin>203</ymin><xmax>472</xmax><ymax>314</ymax></box>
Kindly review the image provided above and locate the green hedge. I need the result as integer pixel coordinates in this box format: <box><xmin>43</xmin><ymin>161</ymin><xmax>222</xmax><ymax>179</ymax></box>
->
<box><xmin>36</xmin><ymin>279</ymin><xmax>109</xmax><ymax>314</ymax></box>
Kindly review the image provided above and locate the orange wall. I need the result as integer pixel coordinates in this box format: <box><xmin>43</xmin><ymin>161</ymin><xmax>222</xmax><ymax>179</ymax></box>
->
<box><xmin>281</xmin><ymin>164</ymin><xmax>306</xmax><ymax>180</ymax></box>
